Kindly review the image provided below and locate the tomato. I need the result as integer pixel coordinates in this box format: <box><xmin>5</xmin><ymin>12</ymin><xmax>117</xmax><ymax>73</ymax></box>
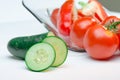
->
<box><xmin>83</xmin><ymin>24</ymin><xmax>119</xmax><ymax>59</ymax></box>
<box><xmin>50</xmin><ymin>8</ymin><xmax>59</xmax><ymax>27</ymax></box>
<box><xmin>70</xmin><ymin>17</ymin><xmax>96</xmax><ymax>49</ymax></box>
<box><xmin>102</xmin><ymin>16</ymin><xmax>120</xmax><ymax>50</ymax></box>
<box><xmin>101</xmin><ymin>16</ymin><xmax>120</xmax><ymax>28</ymax></box>
<box><xmin>57</xmin><ymin>0</ymin><xmax>74</xmax><ymax>36</ymax></box>
<box><xmin>90</xmin><ymin>0</ymin><xmax>108</xmax><ymax>22</ymax></box>
<box><xmin>81</xmin><ymin>0</ymin><xmax>108</xmax><ymax>23</ymax></box>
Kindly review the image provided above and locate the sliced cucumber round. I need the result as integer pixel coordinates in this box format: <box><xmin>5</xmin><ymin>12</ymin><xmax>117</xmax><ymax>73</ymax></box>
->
<box><xmin>42</xmin><ymin>36</ymin><xmax>68</xmax><ymax>67</ymax></box>
<box><xmin>25</xmin><ymin>42</ymin><xmax>55</xmax><ymax>72</ymax></box>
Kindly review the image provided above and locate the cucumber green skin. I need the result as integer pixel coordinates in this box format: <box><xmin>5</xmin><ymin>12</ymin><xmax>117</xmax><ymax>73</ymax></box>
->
<box><xmin>7</xmin><ymin>32</ymin><xmax>49</xmax><ymax>59</ymax></box>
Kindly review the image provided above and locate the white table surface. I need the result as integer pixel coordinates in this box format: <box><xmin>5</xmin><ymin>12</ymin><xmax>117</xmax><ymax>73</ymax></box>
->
<box><xmin>1</xmin><ymin>0</ymin><xmax>120</xmax><ymax>80</ymax></box>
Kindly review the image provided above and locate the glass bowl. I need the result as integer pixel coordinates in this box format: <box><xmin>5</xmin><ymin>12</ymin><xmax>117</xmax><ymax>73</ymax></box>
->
<box><xmin>22</xmin><ymin>0</ymin><xmax>86</xmax><ymax>52</ymax></box>
<box><xmin>22</xmin><ymin>0</ymin><xmax>115</xmax><ymax>52</ymax></box>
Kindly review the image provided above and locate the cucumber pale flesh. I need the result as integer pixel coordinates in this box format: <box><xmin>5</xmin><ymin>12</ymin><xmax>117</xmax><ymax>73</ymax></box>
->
<box><xmin>25</xmin><ymin>42</ymin><xmax>56</xmax><ymax>71</ymax></box>
<box><xmin>43</xmin><ymin>36</ymin><xmax>68</xmax><ymax>67</ymax></box>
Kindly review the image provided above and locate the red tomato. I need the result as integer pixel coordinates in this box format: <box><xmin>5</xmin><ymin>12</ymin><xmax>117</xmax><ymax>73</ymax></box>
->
<box><xmin>101</xmin><ymin>16</ymin><xmax>120</xmax><ymax>28</ymax></box>
<box><xmin>70</xmin><ymin>17</ymin><xmax>96</xmax><ymax>49</ymax></box>
<box><xmin>81</xmin><ymin>0</ymin><xmax>108</xmax><ymax>23</ymax></box>
<box><xmin>90</xmin><ymin>0</ymin><xmax>108</xmax><ymax>22</ymax></box>
<box><xmin>102</xmin><ymin>16</ymin><xmax>120</xmax><ymax>50</ymax></box>
<box><xmin>57</xmin><ymin>0</ymin><xmax>74</xmax><ymax>36</ymax></box>
<box><xmin>83</xmin><ymin>24</ymin><xmax>119</xmax><ymax>59</ymax></box>
<box><xmin>50</xmin><ymin>8</ymin><xmax>59</xmax><ymax>27</ymax></box>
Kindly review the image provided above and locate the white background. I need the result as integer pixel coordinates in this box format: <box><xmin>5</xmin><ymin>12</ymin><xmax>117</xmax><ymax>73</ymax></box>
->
<box><xmin>1</xmin><ymin>0</ymin><xmax>120</xmax><ymax>80</ymax></box>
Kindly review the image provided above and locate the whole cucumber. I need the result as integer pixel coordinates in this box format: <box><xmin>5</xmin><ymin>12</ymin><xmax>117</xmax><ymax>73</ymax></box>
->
<box><xmin>7</xmin><ymin>32</ymin><xmax>54</xmax><ymax>59</ymax></box>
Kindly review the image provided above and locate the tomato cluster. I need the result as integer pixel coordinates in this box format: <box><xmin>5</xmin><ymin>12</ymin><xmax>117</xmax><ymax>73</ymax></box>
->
<box><xmin>50</xmin><ymin>0</ymin><xmax>120</xmax><ymax>60</ymax></box>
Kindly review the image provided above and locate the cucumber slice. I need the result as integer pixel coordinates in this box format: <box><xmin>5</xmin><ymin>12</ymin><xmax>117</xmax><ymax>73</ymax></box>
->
<box><xmin>42</xmin><ymin>36</ymin><xmax>68</xmax><ymax>67</ymax></box>
<box><xmin>25</xmin><ymin>42</ymin><xmax>55</xmax><ymax>71</ymax></box>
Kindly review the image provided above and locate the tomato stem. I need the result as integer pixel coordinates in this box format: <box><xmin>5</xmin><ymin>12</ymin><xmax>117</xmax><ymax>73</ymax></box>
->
<box><xmin>78</xmin><ymin>2</ymin><xmax>88</xmax><ymax>8</ymax></box>
<box><xmin>107</xmin><ymin>21</ymin><xmax>120</xmax><ymax>33</ymax></box>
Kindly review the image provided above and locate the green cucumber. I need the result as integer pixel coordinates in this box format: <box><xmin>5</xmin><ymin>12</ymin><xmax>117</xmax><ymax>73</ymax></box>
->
<box><xmin>42</xmin><ymin>36</ymin><xmax>68</xmax><ymax>67</ymax></box>
<box><xmin>7</xmin><ymin>32</ymin><xmax>54</xmax><ymax>59</ymax></box>
<box><xmin>25</xmin><ymin>42</ymin><xmax>55</xmax><ymax>71</ymax></box>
